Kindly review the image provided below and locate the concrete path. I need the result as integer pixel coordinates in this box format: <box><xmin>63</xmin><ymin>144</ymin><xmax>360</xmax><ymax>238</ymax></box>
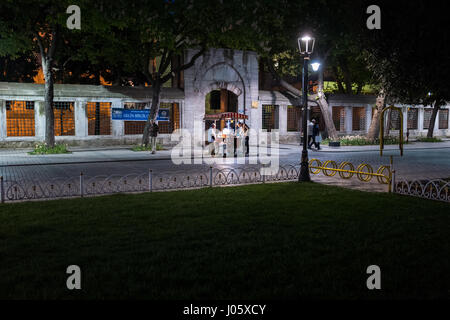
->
<box><xmin>1</xmin><ymin>142</ymin><xmax>449</xmax><ymax>193</ymax></box>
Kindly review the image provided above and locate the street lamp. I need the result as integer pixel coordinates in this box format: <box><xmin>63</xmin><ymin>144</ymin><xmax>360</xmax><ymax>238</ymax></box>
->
<box><xmin>298</xmin><ymin>34</ymin><xmax>315</xmax><ymax>182</ymax></box>
<box><xmin>311</xmin><ymin>61</ymin><xmax>321</xmax><ymax>72</ymax></box>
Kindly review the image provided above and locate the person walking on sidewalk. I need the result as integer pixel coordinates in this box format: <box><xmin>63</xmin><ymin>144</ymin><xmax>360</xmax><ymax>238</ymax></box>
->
<box><xmin>312</xmin><ymin>119</ymin><xmax>321</xmax><ymax>150</ymax></box>
<box><xmin>150</xmin><ymin>120</ymin><xmax>159</xmax><ymax>154</ymax></box>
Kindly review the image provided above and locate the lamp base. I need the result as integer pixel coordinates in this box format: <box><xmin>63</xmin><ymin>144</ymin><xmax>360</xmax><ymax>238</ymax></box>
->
<box><xmin>298</xmin><ymin>150</ymin><xmax>311</xmax><ymax>182</ymax></box>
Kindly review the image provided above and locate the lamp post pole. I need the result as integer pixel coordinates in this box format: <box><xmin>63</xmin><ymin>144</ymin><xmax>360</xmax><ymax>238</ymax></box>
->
<box><xmin>299</xmin><ymin>55</ymin><xmax>311</xmax><ymax>182</ymax></box>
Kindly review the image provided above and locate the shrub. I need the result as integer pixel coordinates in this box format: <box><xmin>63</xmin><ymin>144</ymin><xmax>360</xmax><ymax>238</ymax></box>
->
<box><xmin>29</xmin><ymin>143</ymin><xmax>70</xmax><ymax>155</ymax></box>
<box><xmin>132</xmin><ymin>144</ymin><xmax>164</xmax><ymax>152</ymax></box>
<box><xmin>321</xmin><ymin>135</ymin><xmax>405</xmax><ymax>146</ymax></box>
<box><xmin>415</xmin><ymin>137</ymin><xmax>443</xmax><ymax>143</ymax></box>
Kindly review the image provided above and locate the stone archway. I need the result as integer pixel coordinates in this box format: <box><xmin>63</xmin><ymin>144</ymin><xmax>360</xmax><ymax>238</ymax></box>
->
<box><xmin>183</xmin><ymin>49</ymin><xmax>259</xmax><ymax>133</ymax></box>
<box><xmin>194</xmin><ymin>62</ymin><xmax>247</xmax><ymax>117</ymax></box>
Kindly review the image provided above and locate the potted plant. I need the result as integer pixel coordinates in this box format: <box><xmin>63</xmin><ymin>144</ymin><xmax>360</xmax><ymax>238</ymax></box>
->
<box><xmin>329</xmin><ymin>139</ymin><xmax>341</xmax><ymax>147</ymax></box>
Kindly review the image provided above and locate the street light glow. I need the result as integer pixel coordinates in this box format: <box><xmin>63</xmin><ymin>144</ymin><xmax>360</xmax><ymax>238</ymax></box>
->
<box><xmin>301</xmin><ymin>36</ymin><xmax>312</xmax><ymax>42</ymax></box>
<box><xmin>311</xmin><ymin>62</ymin><xmax>321</xmax><ymax>71</ymax></box>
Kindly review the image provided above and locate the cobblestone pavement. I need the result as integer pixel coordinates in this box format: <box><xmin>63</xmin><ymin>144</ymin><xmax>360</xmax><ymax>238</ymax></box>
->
<box><xmin>0</xmin><ymin>143</ymin><xmax>449</xmax><ymax>193</ymax></box>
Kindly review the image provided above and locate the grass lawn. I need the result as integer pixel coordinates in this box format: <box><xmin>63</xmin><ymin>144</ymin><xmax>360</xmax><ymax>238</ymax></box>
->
<box><xmin>0</xmin><ymin>183</ymin><xmax>449</xmax><ymax>300</ymax></box>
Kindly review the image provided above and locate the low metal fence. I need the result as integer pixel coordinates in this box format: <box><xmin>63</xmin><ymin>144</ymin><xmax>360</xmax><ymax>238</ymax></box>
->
<box><xmin>0</xmin><ymin>166</ymin><xmax>297</xmax><ymax>203</ymax></box>
<box><xmin>0</xmin><ymin>159</ymin><xmax>394</xmax><ymax>203</ymax></box>
<box><xmin>394</xmin><ymin>179</ymin><xmax>450</xmax><ymax>202</ymax></box>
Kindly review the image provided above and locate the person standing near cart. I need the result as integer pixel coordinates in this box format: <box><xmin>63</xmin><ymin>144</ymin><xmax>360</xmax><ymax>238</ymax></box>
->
<box><xmin>243</xmin><ymin>123</ymin><xmax>250</xmax><ymax>156</ymax></box>
<box><xmin>207</xmin><ymin>123</ymin><xmax>217</xmax><ymax>156</ymax></box>
<box><xmin>236</xmin><ymin>122</ymin><xmax>245</xmax><ymax>156</ymax></box>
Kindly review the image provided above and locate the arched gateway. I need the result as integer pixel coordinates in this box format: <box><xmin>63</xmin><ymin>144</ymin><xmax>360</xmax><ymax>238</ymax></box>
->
<box><xmin>183</xmin><ymin>48</ymin><xmax>260</xmax><ymax>133</ymax></box>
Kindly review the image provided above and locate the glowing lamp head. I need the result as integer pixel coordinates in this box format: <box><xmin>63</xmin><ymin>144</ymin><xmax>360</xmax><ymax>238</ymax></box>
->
<box><xmin>298</xmin><ymin>34</ymin><xmax>315</xmax><ymax>55</ymax></box>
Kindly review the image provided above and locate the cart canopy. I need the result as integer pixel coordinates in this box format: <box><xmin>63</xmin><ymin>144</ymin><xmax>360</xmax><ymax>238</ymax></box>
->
<box><xmin>203</xmin><ymin>112</ymin><xmax>248</xmax><ymax>121</ymax></box>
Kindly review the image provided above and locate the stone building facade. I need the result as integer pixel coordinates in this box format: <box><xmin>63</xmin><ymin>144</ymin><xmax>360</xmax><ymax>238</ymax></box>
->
<box><xmin>0</xmin><ymin>48</ymin><xmax>449</xmax><ymax>147</ymax></box>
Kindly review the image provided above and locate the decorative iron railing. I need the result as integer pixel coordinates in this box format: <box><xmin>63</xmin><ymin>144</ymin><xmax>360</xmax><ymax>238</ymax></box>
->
<box><xmin>394</xmin><ymin>179</ymin><xmax>450</xmax><ymax>202</ymax></box>
<box><xmin>0</xmin><ymin>165</ymin><xmax>302</xmax><ymax>202</ymax></box>
<box><xmin>8</xmin><ymin>159</ymin><xmax>447</xmax><ymax>203</ymax></box>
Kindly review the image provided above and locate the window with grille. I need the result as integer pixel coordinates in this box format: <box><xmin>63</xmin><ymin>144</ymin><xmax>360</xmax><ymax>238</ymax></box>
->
<box><xmin>123</xmin><ymin>102</ymin><xmax>180</xmax><ymax>135</ymax></box>
<box><xmin>287</xmin><ymin>106</ymin><xmax>301</xmax><ymax>132</ymax></box>
<box><xmin>352</xmin><ymin>107</ymin><xmax>366</xmax><ymax>131</ymax></box>
<box><xmin>407</xmin><ymin>108</ymin><xmax>418</xmax><ymax>129</ymax></box>
<box><xmin>332</xmin><ymin>106</ymin><xmax>345</xmax><ymax>131</ymax></box>
<box><xmin>87</xmin><ymin>102</ymin><xmax>111</xmax><ymax>135</ymax></box>
<box><xmin>6</xmin><ymin>101</ymin><xmax>35</xmax><ymax>136</ymax></box>
<box><xmin>53</xmin><ymin>102</ymin><xmax>75</xmax><ymax>136</ymax></box>
<box><xmin>389</xmin><ymin>109</ymin><xmax>401</xmax><ymax>130</ymax></box>
<box><xmin>423</xmin><ymin>109</ymin><xmax>433</xmax><ymax>129</ymax></box>
<box><xmin>158</xmin><ymin>102</ymin><xmax>180</xmax><ymax>134</ymax></box>
<box><xmin>124</xmin><ymin>102</ymin><xmax>148</xmax><ymax>135</ymax></box>
<box><xmin>439</xmin><ymin>109</ymin><xmax>449</xmax><ymax>129</ymax></box>
<box><xmin>262</xmin><ymin>105</ymin><xmax>279</xmax><ymax>132</ymax></box>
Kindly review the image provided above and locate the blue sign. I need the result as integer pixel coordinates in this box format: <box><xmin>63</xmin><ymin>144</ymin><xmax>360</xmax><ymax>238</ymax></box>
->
<box><xmin>112</xmin><ymin>108</ymin><xmax>170</xmax><ymax>121</ymax></box>
<box><xmin>157</xmin><ymin>108</ymin><xmax>170</xmax><ymax>121</ymax></box>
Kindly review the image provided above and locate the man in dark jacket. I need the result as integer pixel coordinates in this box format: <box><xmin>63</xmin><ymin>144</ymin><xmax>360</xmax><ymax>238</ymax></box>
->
<box><xmin>312</xmin><ymin>120</ymin><xmax>321</xmax><ymax>150</ymax></box>
<box><xmin>150</xmin><ymin>120</ymin><xmax>159</xmax><ymax>154</ymax></box>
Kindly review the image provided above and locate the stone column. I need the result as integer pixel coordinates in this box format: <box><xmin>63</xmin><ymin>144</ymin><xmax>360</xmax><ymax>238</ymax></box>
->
<box><xmin>111</xmin><ymin>99</ymin><xmax>123</xmax><ymax>137</ymax></box>
<box><xmin>447</xmin><ymin>106</ymin><xmax>450</xmax><ymax>132</ymax></box>
<box><xmin>279</xmin><ymin>104</ymin><xmax>287</xmax><ymax>134</ymax></box>
<box><xmin>418</xmin><ymin>106</ymin><xmax>424</xmax><ymax>133</ymax></box>
<box><xmin>345</xmin><ymin>106</ymin><xmax>353</xmax><ymax>134</ymax></box>
<box><xmin>402</xmin><ymin>106</ymin><xmax>408</xmax><ymax>135</ymax></box>
<box><xmin>75</xmin><ymin>99</ymin><xmax>88</xmax><ymax>137</ymax></box>
<box><xmin>35</xmin><ymin>101</ymin><xmax>45</xmax><ymax>141</ymax></box>
<box><xmin>0</xmin><ymin>100</ymin><xmax>6</xmax><ymax>139</ymax></box>
<box><xmin>365</xmin><ymin>104</ymin><xmax>372</xmax><ymax>133</ymax></box>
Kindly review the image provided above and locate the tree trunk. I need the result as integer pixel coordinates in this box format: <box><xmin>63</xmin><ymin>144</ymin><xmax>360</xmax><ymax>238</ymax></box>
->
<box><xmin>263</xmin><ymin>57</ymin><xmax>338</xmax><ymax>140</ymax></box>
<box><xmin>316</xmin><ymin>66</ymin><xmax>338</xmax><ymax>140</ymax></box>
<box><xmin>43</xmin><ymin>58</ymin><xmax>55</xmax><ymax>147</ymax></box>
<box><xmin>142</xmin><ymin>81</ymin><xmax>161</xmax><ymax>146</ymax></box>
<box><xmin>427</xmin><ymin>101</ymin><xmax>440</xmax><ymax>138</ymax></box>
<box><xmin>339</xmin><ymin>57</ymin><xmax>353</xmax><ymax>94</ymax></box>
<box><xmin>367</xmin><ymin>92</ymin><xmax>385</xmax><ymax>141</ymax></box>
<box><xmin>356</xmin><ymin>83</ymin><xmax>363</xmax><ymax>95</ymax></box>
<box><xmin>332</xmin><ymin>66</ymin><xmax>346</xmax><ymax>94</ymax></box>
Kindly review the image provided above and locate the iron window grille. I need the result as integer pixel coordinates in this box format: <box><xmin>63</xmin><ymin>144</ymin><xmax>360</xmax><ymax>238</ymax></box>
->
<box><xmin>287</xmin><ymin>106</ymin><xmax>301</xmax><ymax>132</ymax></box>
<box><xmin>262</xmin><ymin>105</ymin><xmax>279</xmax><ymax>132</ymax></box>
<box><xmin>87</xmin><ymin>102</ymin><xmax>112</xmax><ymax>135</ymax></box>
<box><xmin>53</xmin><ymin>102</ymin><xmax>75</xmax><ymax>136</ymax></box>
<box><xmin>439</xmin><ymin>109</ymin><xmax>449</xmax><ymax>129</ymax></box>
<box><xmin>407</xmin><ymin>108</ymin><xmax>418</xmax><ymax>130</ymax></box>
<box><xmin>6</xmin><ymin>100</ymin><xmax>35</xmax><ymax>136</ymax></box>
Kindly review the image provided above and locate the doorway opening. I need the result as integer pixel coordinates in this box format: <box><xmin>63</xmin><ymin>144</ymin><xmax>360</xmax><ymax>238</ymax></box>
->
<box><xmin>205</xmin><ymin>89</ymin><xmax>238</xmax><ymax>131</ymax></box>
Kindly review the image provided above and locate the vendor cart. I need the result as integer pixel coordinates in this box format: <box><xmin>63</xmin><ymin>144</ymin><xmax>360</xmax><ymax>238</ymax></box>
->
<box><xmin>203</xmin><ymin>112</ymin><xmax>248</xmax><ymax>157</ymax></box>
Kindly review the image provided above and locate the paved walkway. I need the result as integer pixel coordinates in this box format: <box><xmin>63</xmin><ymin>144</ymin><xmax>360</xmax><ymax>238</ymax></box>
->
<box><xmin>1</xmin><ymin>141</ymin><xmax>449</xmax><ymax>166</ymax></box>
<box><xmin>1</xmin><ymin>142</ymin><xmax>449</xmax><ymax>194</ymax></box>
